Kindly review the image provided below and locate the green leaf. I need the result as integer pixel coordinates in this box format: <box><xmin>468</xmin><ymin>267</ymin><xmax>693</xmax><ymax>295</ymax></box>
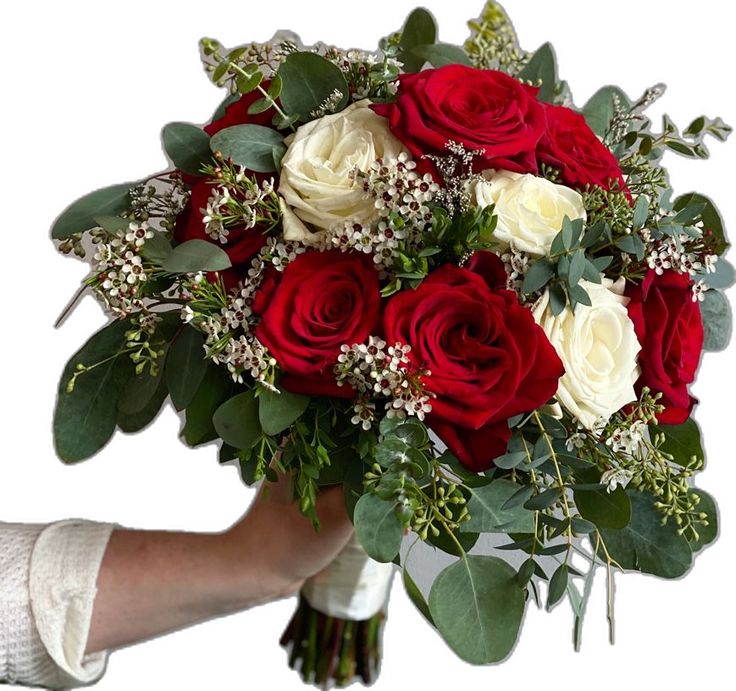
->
<box><xmin>257</xmin><ymin>387</ymin><xmax>310</xmax><ymax>436</ymax></box>
<box><xmin>182</xmin><ymin>366</ymin><xmax>235</xmax><ymax>447</ymax></box>
<box><xmin>516</xmin><ymin>43</ymin><xmax>557</xmax><ymax>103</ymax></box>
<box><xmin>162</xmin><ymin>122</ymin><xmax>211</xmax><ymax>176</ymax></box>
<box><xmin>524</xmin><ymin>487</ymin><xmax>562</xmax><ymax>511</ymax></box>
<box><xmin>117</xmin><ymin>376</ymin><xmax>168</xmax><ymax>433</ymax></box>
<box><xmin>700</xmin><ymin>289</ymin><xmax>732</xmax><ymax>351</ymax></box>
<box><xmin>398</xmin><ymin>8</ymin><xmax>437</xmax><ymax>72</ymax></box>
<box><xmin>409</xmin><ymin>43</ymin><xmax>471</xmax><ymax>68</ymax></box>
<box><xmin>582</xmin><ymin>86</ymin><xmax>631</xmax><ymax>138</ymax></box>
<box><xmin>632</xmin><ymin>195</ymin><xmax>650</xmax><ymax>230</ymax></box>
<box><xmin>209</xmin><ymin>124</ymin><xmax>286</xmax><ymax>173</ymax></box>
<box><xmin>674</xmin><ymin>192</ymin><xmax>729</xmax><ymax>255</ymax></box>
<box><xmin>278</xmin><ymin>52</ymin><xmax>350</xmax><ymax>121</ymax></box>
<box><xmin>547</xmin><ymin>563</ymin><xmax>569</xmax><ymax>610</ymax></box>
<box><xmin>573</xmin><ymin>486</ymin><xmax>631</xmax><ymax>529</ymax></box>
<box><xmin>697</xmin><ymin>257</ymin><xmax>734</xmax><ymax>290</ymax></box>
<box><xmin>688</xmin><ymin>488</ymin><xmax>718</xmax><ymax>552</ymax></box>
<box><xmin>52</xmin><ymin>183</ymin><xmax>135</xmax><ymax>240</ymax></box>
<box><xmin>428</xmin><ymin>556</ymin><xmax>526</xmax><ymax>664</ymax></box>
<box><xmin>54</xmin><ymin>319</ymin><xmax>134</xmax><ymax>462</ymax></box>
<box><xmin>651</xmin><ymin>418</ymin><xmax>704</xmax><ymax>467</ymax></box>
<box><xmin>403</xmin><ymin>567</ymin><xmax>433</xmax><ymax>625</ymax></box>
<box><xmin>162</xmin><ymin>239</ymin><xmax>232</xmax><ymax>273</ymax></box>
<box><xmin>140</xmin><ymin>231</ymin><xmax>173</xmax><ymax>265</ymax></box>
<box><xmin>166</xmin><ymin>326</ymin><xmax>208</xmax><ymax>411</ymax></box>
<box><xmin>522</xmin><ymin>258</ymin><xmax>554</xmax><ymax>293</ymax></box>
<box><xmin>461</xmin><ymin>479</ymin><xmax>535</xmax><ymax>533</ymax></box>
<box><xmin>117</xmin><ymin>365</ymin><xmax>164</xmax><ymax>416</ymax></box>
<box><xmin>211</xmin><ymin>93</ymin><xmax>240</xmax><ymax>122</ymax></box>
<box><xmin>599</xmin><ymin>490</ymin><xmax>693</xmax><ymax>579</ymax></box>
<box><xmin>393</xmin><ymin>418</ymin><xmax>429</xmax><ymax>447</ymax></box>
<box><xmin>354</xmin><ymin>493</ymin><xmax>404</xmax><ymax>563</ymax></box>
<box><xmin>212</xmin><ymin>390</ymin><xmax>262</xmax><ymax>450</ymax></box>
<box><xmin>567</xmin><ymin>250</ymin><xmax>586</xmax><ymax>287</ymax></box>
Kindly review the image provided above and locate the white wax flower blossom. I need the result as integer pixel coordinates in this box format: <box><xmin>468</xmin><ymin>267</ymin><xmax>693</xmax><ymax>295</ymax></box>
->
<box><xmin>600</xmin><ymin>468</ymin><xmax>634</xmax><ymax>493</ymax></box>
<box><xmin>470</xmin><ymin>170</ymin><xmax>586</xmax><ymax>256</ymax></box>
<box><xmin>533</xmin><ymin>279</ymin><xmax>642</xmax><ymax>430</ymax></box>
<box><xmin>278</xmin><ymin>100</ymin><xmax>406</xmax><ymax>245</ymax></box>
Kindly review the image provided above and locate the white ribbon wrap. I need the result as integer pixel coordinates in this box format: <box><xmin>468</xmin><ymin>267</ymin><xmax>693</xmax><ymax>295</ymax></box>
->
<box><xmin>301</xmin><ymin>533</ymin><xmax>395</xmax><ymax>620</ymax></box>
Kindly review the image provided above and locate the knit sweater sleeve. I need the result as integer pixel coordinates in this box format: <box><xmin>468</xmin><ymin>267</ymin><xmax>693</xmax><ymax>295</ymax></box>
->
<box><xmin>0</xmin><ymin>520</ymin><xmax>115</xmax><ymax>689</ymax></box>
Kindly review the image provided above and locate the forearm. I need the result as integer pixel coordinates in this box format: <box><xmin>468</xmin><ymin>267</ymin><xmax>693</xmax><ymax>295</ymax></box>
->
<box><xmin>84</xmin><ymin>525</ymin><xmax>298</xmax><ymax>654</ymax></box>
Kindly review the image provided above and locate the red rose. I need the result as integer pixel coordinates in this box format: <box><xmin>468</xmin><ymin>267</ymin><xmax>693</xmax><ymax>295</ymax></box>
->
<box><xmin>173</xmin><ymin>179</ymin><xmax>268</xmax><ymax>290</ymax></box>
<box><xmin>625</xmin><ymin>270</ymin><xmax>704</xmax><ymax>424</ymax></box>
<box><xmin>383</xmin><ymin>253</ymin><xmax>564</xmax><ymax>471</ymax></box>
<box><xmin>255</xmin><ymin>251</ymin><xmax>382</xmax><ymax>397</ymax></box>
<box><xmin>537</xmin><ymin>103</ymin><xmax>627</xmax><ymax>192</ymax></box>
<box><xmin>372</xmin><ymin>65</ymin><xmax>546</xmax><ymax>177</ymax></box>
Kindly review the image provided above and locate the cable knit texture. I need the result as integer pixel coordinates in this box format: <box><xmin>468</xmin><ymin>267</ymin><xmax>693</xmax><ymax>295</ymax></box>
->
<box><xmin>1</xmin><ymin>520</ymin><xmax>114</xmax><ymax>689</ymax></box>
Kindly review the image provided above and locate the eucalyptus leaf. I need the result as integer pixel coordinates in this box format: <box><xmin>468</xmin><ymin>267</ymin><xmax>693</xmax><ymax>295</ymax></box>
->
<box><xmin>140</xmin><ymin>231</ymin><xmax>173</xmax><ymax>265</ymax></box>
<box><xmin>117</xmin><ymin>376</ymin><xmax>168</xmax><ymax>434</ymax></box>
<box><xmin>582</xmin><ymin>86</ymin><xmax>631</xmax><ymax>137</ymax></box>
<box><xmin>354</xmin><ymin>493</ymin><xmax>404</xmax><ymax>563</ymax></box>
<box><xmin>522</xmin><ymin>258</ymin><xmax>554</xmax><ymax>293</ymax></box>
<box><xmin>162</xmin><ymin>122</ymin><xmax>211</xmax><ymax>176</ymax></box>
<box><xmin>409</xmin><ymin>42</ymin><xmax>471</xmax><ymax>68</ymax></box>
<box><xmin>212</xmin><ymin>390</ymin><xmax>262</xmax><ymax>450</ymax></box>
<box><xmin>700</xmin><ymin>289</ymin><xmax>732</xmax><ymax>351</ymax></box>
<box><xmin>182</xmin><ymin>366</ymin><xmax>235</xmax><ymax>447</ymax></box>
<box><xmin>398</xmin><ymin>8</ymin><xmax>437</xmax><ymax>72</ymax></box>
<box><xmin>257</xmin><ymin>386</ymin><xmax>310</xmax><ymax>436</ymax></box>
<box><xmin>547</xmin><ymin>563</ymin><xmax>568</xmax><ymax>610</ymax></box>
<box><xmin>573</xmin><ymin>486</ymin><xmax>631</xmax><ymax>529</ymax></box>
<box><xmin>403</xmin><ymin>567</ymin><xmax>433</xmax><ymax>625</ymax></box>
<box><xmin>599</xmin><ymin>490</ymin><xmax>693</xmax><ymax>579</ymax></box>
<box><xmin>166</xmin><ymin>326</ymin><xmax>208</xmax><ymax>411</ymax></box>
<box><xmin>54</xmin><ymin>319</ymin><xmax>134</xmax><ymax>462</ymax></box>
<box><xmin>52</xmin><ymin>183</ymin><xmax>135</xmax><ymax>240</ymax></box>
<box><xmin>162</xmin><ymin>239</ymin><xmax>232</xmax><ymax>273</ymax></box>
<box><xmin>461</xmin><ymin>479</ymin><xmax>535</xmax><ymax>533</ymax></box>
<box><xmin>210</xmin><ymin>124</ymin><xmax>286</xmax><ymax>173</ymax></box>
<box><xmin>278</xmin><ymin>52</ymin><xmax>349</xmax><ymax>121</ymax></box>
<box><xmin>516</xmin><ymin>42</ymin><xmax>557</xmax><ymax>102</ymax></box>
<box><xmin>429</xmin><ymin>556</ymin><xmax>526</xmax><ymax>664</ymax></box>
<box><xmin>651</xmin><ymin>418</ymin><xmax>703</xmax><ymax>467</ymax></box>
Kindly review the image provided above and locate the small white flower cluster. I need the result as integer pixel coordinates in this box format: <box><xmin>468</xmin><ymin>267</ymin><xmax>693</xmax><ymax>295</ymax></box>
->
<box><xmin>425</xmin><ymin>141</ymin><xmax>487</xmax><ymax>216</ymax></box>
<box><xmin>309</xmin><ymin>88</ymin><xmax>345</xmax><ymax>119</ymax></box>
<box><xmin>327</xmin><ymin>220</ymin><xmax>407</xmax><ymax>270</ymax></box>
<box><xmin>500</xmin><ymin>249</ymin><xmax>530</xmax><ymax>293</ymax></box>
<box><xmin>222</xmin><ymin>335</ymin><xmax>277</xmax><ymax>387</ymax></box>
<box><xmin>258</xmin><ymin>236</ymin><xmax>307</xmax><ymax>272</ymax></box>
<box><xmin>202</xmin><ymin>177</ymin><xmax>276</xmax><ymax>244</ymax></box>
<box><xmin>605</xmin><ymin>420</ymin><xmax>647</xmax><ymax>456</ymax></box>
<box><xmin>334</xmin><ymin>336</ymin><xmax>433</xmax><ymax>430</ymax></box>
<box><xmin>645</xmin><ymin>233</ymin><xmax>718</xmax><ymax>301</ymax></box>
<box><xmin>92</xmin><ymin>221</ymin><xmax>154</xmax><ymax>315</ymax></box>
<box><xmin>600</xmin><ymin>468</ymin><xmax>634</xmax><ymax>494</ymax></box>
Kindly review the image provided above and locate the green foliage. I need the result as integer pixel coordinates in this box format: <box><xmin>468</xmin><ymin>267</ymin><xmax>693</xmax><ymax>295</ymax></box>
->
<box><xmin>700</xmin><ymin>289</ymin><xmax>732</xmax><ymax>351</ymax></box>
<box><xmin>397</xmin><ymin>8</ymin><xmax>437</xmax><ymax>72</ymax></box>
<box><xmin>547</xmin><ymin>563</ymin><xmax>569</xmax><ymax>610</ymax></box>
<box><xmin>162</xmin><ymin>122</ymin><xmax>212</xmax><ymax>176</ymax></box>
<box><xmin>278</xmin><ymin>52</ymin><xmax>350</xmax><ymax>122</ymax></box>
<box><xmin>353</xmin><ymin>493</ymin><xmax>404</xmax><ymax>563</ymax></box>
<box><xmin>582</xmin><ymin>86</ymin><xmax>631</xmax><ymax>138</ymax></box>
<box><xmin>54</xmin><ymin>320</ymin><xmax>134</xmax><ymax>462</ymax></box>
<box><xmin>166</xmin><ymin>326</ymin><xmax>208</xmax><ymax>411</ymax></box>
<box><xmin>674</xmin><ymin>192</ymin><xmax>729</xmax><ymax>256</ymax></box>
<box><xmin>52</xmin><ymin>183</ymin><xmax>135</xmax><ymax>240</ymax></box>
<box><xmin>403</xmin><ymin>566</ymin><xmax>434</xmax><ymax>624</ymax></box>
<box><xmin>599</xmin><ymin>490</ymin><xmax>693</xmax><ymax>579</ymax></box>
<box><xmin>516</xmin><ymin>42</ymin><xmax>557</xmax><ymax>103</ymax></box>
<box><xmin>117</xmin><ymin>377</ymin><xmax>168</xmax><ymax>433</ymax></box>
<box><xmin>573</xmin><ymin>487</ymin><xmax>631</xmax><ymax>529</ymax></box>
<box><xmin>687</xmin><ymin>488</ymin><xmax>718</xmax><ymax>552</ymax></box>
<box><xmin>652</xmin><ymin>418</ymin><xmax>704</xmax><ymax>468</ymax></box>
<box><xmin>161</xmin><ymin>239</ymin><xmax>232</xmax><ymax>273</ymax></box>
<box><xmin>428</xmin><ymin>556</ymin><xmax>526</xmax><ymax>664</ymax></box>
<box><xmin>182</xmin><ymin>365</ymin><xmax>235</xmax><ymax>446</ymax></box>
<box><xmin>209</xmin><ymin>124</ymin><xmax>286</xmax><ymax>173</ymax></box>
<box><xmin>212</xmin><ymin>390</ymin><xmax>261</xmax><ymax>450</ymax></box>
<box><xmin>409</xmin><ymin>43</ymin><xmax>471</xmax><ymax>68</ymax></box>
<box><xmin>257</xmin><ymin>386</ymin><xmax>310</xmax><ymax>436</ymax></box>
<box><xmin>461</xmin><ymin>479</ymin><xmax>535</xmax><ymax>533</ymax></box>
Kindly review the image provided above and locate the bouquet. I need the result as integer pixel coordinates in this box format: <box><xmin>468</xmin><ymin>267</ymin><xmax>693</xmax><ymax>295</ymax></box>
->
<box><xmin>52</xmin><ymin>1</ymin><xmax>732</xmax><ymax>686</ymax></box>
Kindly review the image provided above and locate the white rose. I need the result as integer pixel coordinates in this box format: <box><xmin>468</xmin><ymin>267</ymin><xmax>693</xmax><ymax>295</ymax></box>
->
<box><xmin>278</xmin><ymin>100</ymin><xmax>405</xmax><ymax>245</ymax></box>
<box><xmin>532</xmin><ymin>279</ymin><xmax>641</xmax><ymax>429</ymax></box>
<box><xmin>471</xmin><ymin>170</ymin><xmax>586</xmax><ymax>256</ymax></box>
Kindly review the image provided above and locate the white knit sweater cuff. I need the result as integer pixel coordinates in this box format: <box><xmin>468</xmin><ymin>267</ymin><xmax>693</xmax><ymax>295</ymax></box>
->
<box><xmin>29</xmin><ymin>519</ymin><xmax>115</xmax><ymax>685</ymax></box>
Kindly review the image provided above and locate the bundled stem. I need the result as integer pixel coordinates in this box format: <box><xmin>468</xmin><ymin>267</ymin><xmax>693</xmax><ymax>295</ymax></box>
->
<box><xmin>280</xmin><ymin>594</ymin><xmax>385</xmax><ymax>688</ymax></box>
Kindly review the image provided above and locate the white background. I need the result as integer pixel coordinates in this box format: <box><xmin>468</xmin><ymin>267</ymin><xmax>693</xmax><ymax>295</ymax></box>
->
<box><xmin>1</xmin><ymin>1</ymin><xmax>734</xmax><ymax>689</ymax></box>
